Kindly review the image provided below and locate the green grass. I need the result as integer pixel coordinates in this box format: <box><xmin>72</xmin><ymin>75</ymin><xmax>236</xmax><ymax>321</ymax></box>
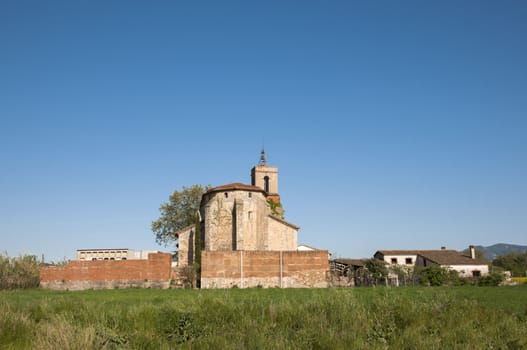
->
<box><xmin>1</xmin><ymin>285</ymin><xmax>527</xmax><ymax>349</ymax></box>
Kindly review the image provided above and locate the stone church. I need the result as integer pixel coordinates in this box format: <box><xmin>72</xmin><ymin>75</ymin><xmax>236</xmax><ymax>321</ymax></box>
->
<box><xmin>177</xmin><ymin>149</ymin><xmax>299</xmax><ymax>266</ymax></box>
<box><xmin>177</xmin><ymin>150</ymin><xmax>329</xmax><ymax>288</ymax></box>
<box><xmin>40</xmin><ymin>150</ymin><xmax>329</xmax><ymax>290</ymax></box>
<box><xmin>201</xmin><ymin>151</ymin><xmax>299</xmax><ymax>252</ymax></box>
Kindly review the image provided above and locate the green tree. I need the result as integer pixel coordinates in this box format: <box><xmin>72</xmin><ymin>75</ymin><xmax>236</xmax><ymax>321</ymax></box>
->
<box><xmin>389</xmin><ymin>264</ymin><xmax>413</xmax><ymax>286</ymax></box>
<box><xmin>493</xmin><ymin>252</ymin><xmax>527</xmax><ymax>277</ymax></box>
<box><xmin>151</xmin><ymin>185</ymin><xmax>210</xmax><ymax>246</ymax></box>
<box><xmin>364</xmin><ymin>258</ymin><xmax>388</xmax><ymax>286</ymax></box>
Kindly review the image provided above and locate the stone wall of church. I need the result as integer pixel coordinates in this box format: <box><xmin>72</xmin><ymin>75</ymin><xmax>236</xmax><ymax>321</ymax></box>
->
<box><xmin>200</xmin><ymin>250</ymin><xmax>329</xmax><ymax>288</ymax></box>
<box><xmin>202</xmin><ymin>190</ymin><xmax>270</xmax><ymax>251</ymax></box>
<box><xmin>176</xmin><ymin>227</ymin><xmax>194</xmax><ymax>267</ymax></box>
<box><xmin>266</xmin><ymin>217</ymin><xmax>297</xmax><ymax>251</ymax></box>
<box><xmin>202</xmin><ymin>189</ymin><xmax>298</xmax><ymax>252</ymax></box>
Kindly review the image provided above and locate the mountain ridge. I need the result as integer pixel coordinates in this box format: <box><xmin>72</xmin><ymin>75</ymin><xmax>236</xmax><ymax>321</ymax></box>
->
<box><xmin>474</xmin><ymin>243</ymin><xmax>527</xmax><ymax>261</ymax></box>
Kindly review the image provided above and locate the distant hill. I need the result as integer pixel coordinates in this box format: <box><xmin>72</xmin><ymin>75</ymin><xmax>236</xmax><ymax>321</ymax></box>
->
<box><xmin>475</xmin><ymin>243</ymin><xmax>527</xmax><ymax>261</ymax></box>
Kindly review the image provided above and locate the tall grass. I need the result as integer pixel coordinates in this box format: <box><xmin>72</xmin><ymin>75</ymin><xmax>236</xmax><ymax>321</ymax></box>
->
<box><xmin>1</xmin><ymin>286</ymin><xmax>526</xmax><ymax>349</ymax></box>
<box><xmin>0</xmin><ymin>253</ymin><xmax>40</xmax><ymax>290</ymax></box>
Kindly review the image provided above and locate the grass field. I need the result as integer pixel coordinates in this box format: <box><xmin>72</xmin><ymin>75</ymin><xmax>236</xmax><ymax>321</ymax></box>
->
<box><xmin>1</xmin><ymin>285</ymin><xmax>527</xmax><ymax>349</ymax></box>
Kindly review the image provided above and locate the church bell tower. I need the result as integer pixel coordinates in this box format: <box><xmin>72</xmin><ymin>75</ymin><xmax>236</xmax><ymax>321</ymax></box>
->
<box><xmin>251</xmin><ymin>148</ymin><xmax>280</xmax><ymax>204</ymax></box>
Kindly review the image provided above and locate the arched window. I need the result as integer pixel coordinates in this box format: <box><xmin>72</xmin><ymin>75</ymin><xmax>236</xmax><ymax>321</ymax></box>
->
<box><xmin>264</xmin><ymin>176</ymin><xmax>270</xmax><ymax>192</ymax></box>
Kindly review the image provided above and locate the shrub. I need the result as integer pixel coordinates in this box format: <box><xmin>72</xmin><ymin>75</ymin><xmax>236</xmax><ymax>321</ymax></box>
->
<box><xmin>362</xmin><ymin>258</ymin><xmax>389</xmax><ymax>286</ymax></box>
<box><xmin>476</xmin><ymin>272</ymin><xmax>505</xmax><ymax>286</ymax></box>
<box><xmin>419</xmin><ymin>265</ymin><xmax>450</xmax><ymax>286</ymax></box>
<box><xmin>0</xmin><ymin>253</ymin><xmax>40</xmax><ymax>290</ymax></box>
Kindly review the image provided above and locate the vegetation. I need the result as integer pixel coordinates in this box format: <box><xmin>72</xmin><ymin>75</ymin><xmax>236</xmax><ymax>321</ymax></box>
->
<box><xmin>512</xmin><ymin>277</ymin><xmax>527</xmax><ymax>284</ymax></box>
<box><xmin>151</xmin><ymin>184</ymin><xmax>210</xmax><ymax>246</ymax></box>
<box><xmin>266</xmin><ymin>199</ymin><xmax>284</xmax><ymax>218</ymax></box>
<box><xmin>2</xmin><ymin>286</ymin><xmax>526</xmax><ymax>349</ymax></box>
<box><xmin>348</xmin><ymin>263</ymin><xmax>506</xmax><ymax>288</ymax></box>
<box><xmin>419</xmin><ymin>265</ymin><xmax>451</xmax><ymax>286</ymax></box>
<box><xmin>493</xmin><ymin>252</ymin><xmax>527</xmax><ymax>277</ymax></box>
<box><xmin>0</xmin><ymin>253</ymin><xmax>40</xmax><ymax>290</ymax></box>
<box><xmin>361</xmin><ymin>258</ymin><xmax>389</xmax><ymax>286</ymax></box>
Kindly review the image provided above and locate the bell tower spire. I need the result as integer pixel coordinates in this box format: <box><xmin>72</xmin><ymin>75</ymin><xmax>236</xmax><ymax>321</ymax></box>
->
<box><xmin>259</xmin><ymin>147</ymin><xmax>267</xmax><ymax>165</ymax></box>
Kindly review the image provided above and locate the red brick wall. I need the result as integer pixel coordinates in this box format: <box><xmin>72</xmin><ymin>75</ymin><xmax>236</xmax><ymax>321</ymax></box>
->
<box><xmin>40</xmin><ymin>253</ymin><xmax>172</xmax><ymax>289</ymax></box>
<box><xmin>201</xmin><ymin>250</ymin><xmax>329</xmax><ymax>288</ymax></box>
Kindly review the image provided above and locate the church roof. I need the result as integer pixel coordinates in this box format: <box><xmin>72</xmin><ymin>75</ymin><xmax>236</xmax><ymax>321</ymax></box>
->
<box><xmin>206</xmin><ymin>182</ymin><xmax>266</xmax><ymax>194</ymax></box>
<box><xmin>268</xmin><ymin>214</ymin><xmax>300</xmax><ymax>230</ymax></box>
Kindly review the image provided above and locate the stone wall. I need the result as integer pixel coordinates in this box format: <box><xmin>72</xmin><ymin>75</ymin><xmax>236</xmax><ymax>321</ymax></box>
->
<box><xmin>251</xmin><ymin>164</ymin><xmax>279</xmax><ymax>194</ymax></box>
<box><xmin>203</xmin><ymin>190</ymin><xmax>270</xmax><ymax>251</ymax></box>
<box><xmin>40</xmin><ymin>253</ymin><xmax>172</xmax><ymax>290</ymax></box>
<box><xmin>201</xmin><ymin>250</ymin><xmax>329</xmax><ymax>288</ymax></box>
<box><xmin>177</xmin><ymin>226</ymin><xmax>194</xmax><ymax>267</ymax></box>
<box><xmin>266</xmin><ymin>216</ymin><xmax>297</xmax><ymax>251</ymax></box>
<box><xmin>202</xmin><ymin>189</ymin><xmax>297</xmax><ymax>252</ymax></box>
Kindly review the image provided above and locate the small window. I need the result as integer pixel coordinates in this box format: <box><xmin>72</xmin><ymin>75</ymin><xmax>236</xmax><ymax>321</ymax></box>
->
<box><xmin>92</xmin><ymin>258</ymin><xmax>97</xmax><ymax>261</ymax></box>
<box><xmin>472</xmin><ymin>270</ymin><xmax>481</xmax><ymax>278</ymax></box>
<box><xmin>264</xmin><ymin>176</ymin><xmax>270</xmax><ymax>192</ymax></box>
<box><xmin>405</xmin><ymin>258</ymin><xmax>413</xmax><ymax>265</ymax></box>
<box><xmin>391</xmin><ymin>258</ymin><xmax>397</xmax><ymax>264</ymax></box>
<box><xmin>248</xmin><ymin>192</ymin><xmax>252</xmax><ymax>198</ymax></box>
<box><xmin>224</xmin><ymin>192</ymin><xmax>228</xmax><ymax>198</ymax></box>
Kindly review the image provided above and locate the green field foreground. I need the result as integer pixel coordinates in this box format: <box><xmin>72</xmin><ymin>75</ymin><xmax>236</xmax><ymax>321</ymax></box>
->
<box><xmin>1</xmin><ymin>286</ymin><xmax>526</xmax><ymax>349</ymax></box>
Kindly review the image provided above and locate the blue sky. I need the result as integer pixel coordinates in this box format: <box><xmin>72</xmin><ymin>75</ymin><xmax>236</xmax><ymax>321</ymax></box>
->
<box><xmin>1</xmin><ymin>1</ymin><xmax>526</xmax><ymax>261</ymax></box>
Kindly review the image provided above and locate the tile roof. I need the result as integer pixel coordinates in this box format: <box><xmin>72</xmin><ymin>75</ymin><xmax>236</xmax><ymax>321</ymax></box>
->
<box><xmin>418</xmin><ymin>250</ymin><xmax>488</xmax><ymax>266</ymax></box>
<box><xmin>268</xmin><ymin>214</ymin><xmax>300</xmax><ymax>230</ymax></box>
<box><xmin>206</xmin><ymin>183</ymin><xmax>265</xmax><ymax>194</ymax></box>
<box><xmin>376</xmin><ymin>250</ymin><xmax>421</xmax><ymax>256</ymax></box>
<box><xmin>376</xmin><ymin>250</ymin><xmax>488</xmax><ymax>266</ymax></box>
<box><xmin>332</xmin><ymin>258</ymin><xmax>366</xmax><ymax>267</ymax></box>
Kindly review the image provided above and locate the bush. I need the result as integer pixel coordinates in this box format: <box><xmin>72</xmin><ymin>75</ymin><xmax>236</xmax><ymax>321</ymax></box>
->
<box><xmin>362</xmin><ymin>258</ymin><xmax>389</xmax><ymax>286</ymax></box>
<box><xmin>419</xmin><ymin>265</ymin><xmax>450</xmax><ymax>286</ymax></box>
<box><xmin>476</xmin><ymin>272</ymin><xmax>505</xmax><ymax>286</ymax></box>
<box><xmin>0</xmin><ymin>253</ymin><xmax>40</xmax><ymax>290</ymax></box>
